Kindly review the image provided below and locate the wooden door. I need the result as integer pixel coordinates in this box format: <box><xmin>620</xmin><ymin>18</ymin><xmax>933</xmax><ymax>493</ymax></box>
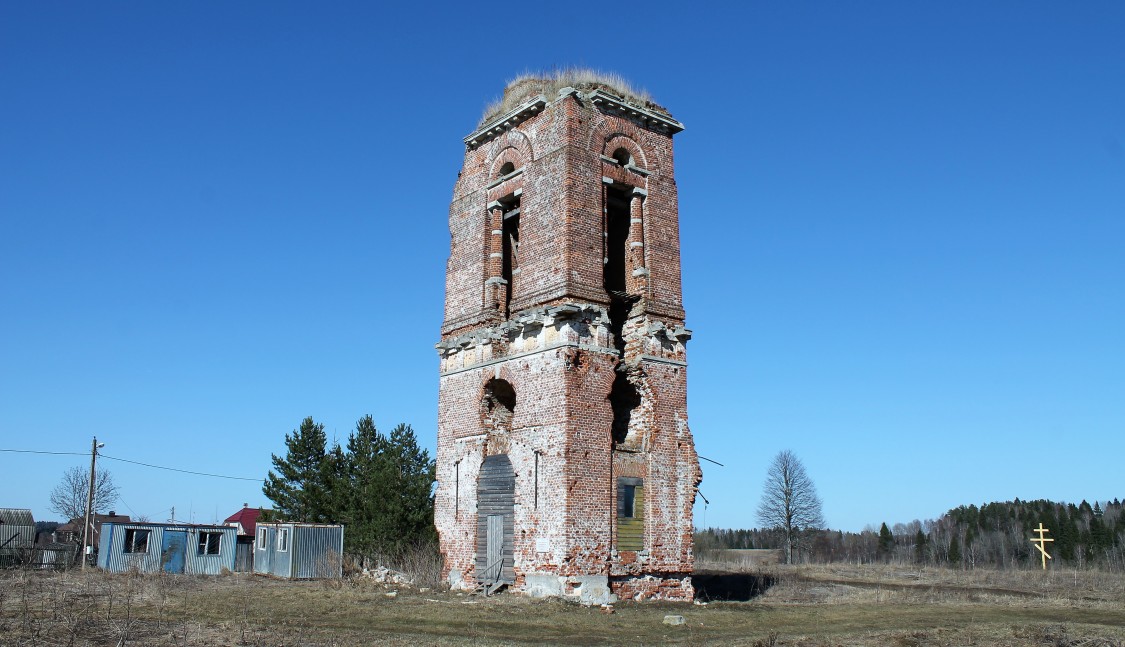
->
<box><xmin>485</xmin><ymin>515</ymin><xmax>504</xmax><ymax>581</ymax></box>
<box><xmin>476</xmin><ymin>454</ymin><xmax>514</xmax><ymax>584</ymax></box>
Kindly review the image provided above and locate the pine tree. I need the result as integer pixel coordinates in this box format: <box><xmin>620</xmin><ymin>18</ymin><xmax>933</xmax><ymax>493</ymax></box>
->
<box><xmin>1057</xmin><ymin>507</ymin><xmax>1078</xmax><ymax>562</ymax></box>
<box><xmin>343</xmin><ymin>414</ymin><xmax>386</xmax><ymax>557</ymax></box>
<box><xmin>1079</xmin><ymin>499</ymin><xmax>1093</xmax><ymax>517</ymax></box>
<box><xmin>948</xmin><ymin>535</ymin><xmax>962</xmax><ymax>567</ymax></box>
<box><xmin>382</xmin><ymin>423</ymin><xmax>437</xmax><ymax>552</ymax></box>
<box><xmin>263</xmin><ymin>417</ymin><xmax>330</xmax><ymax>522</ymax></box>
<box><xmin>877</xmin><ymin>522</ymin><xmax>894</xmax><ymax>561</ymax></box>
<box><xmin>263</xmin><ymin>414</ymin><xmax>437</xmax><ymax>561</ymax></box>
<box><xmin>1089</xmin><ymin>514</ymin><xmax>1108</xmax><ymax>554</ymax></box>
<box><xmin>914</xmin><ymin>528</ymin><xmax>928</xmax><ymax>563</ymax></box>
<box><xmin>320</xmin><ymin>442</ymin><xmax>349</xmax><ymax>524</ymax></box>
<box><xmin>342</xmin><ymin>416</ymin><xmax>436</xmax><ymax>560</ymax></box>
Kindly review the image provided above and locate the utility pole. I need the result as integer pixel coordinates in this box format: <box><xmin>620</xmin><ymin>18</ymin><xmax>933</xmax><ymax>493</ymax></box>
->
<box><xmin>80</xmin><ymin>436</ymin><xmax>103</xmax><ymax>570</ymax></box>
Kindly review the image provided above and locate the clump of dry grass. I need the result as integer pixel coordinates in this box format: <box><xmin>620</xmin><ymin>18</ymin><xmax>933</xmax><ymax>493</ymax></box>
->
<box><xmin>390</xmin><ymin>542</ymin><xmax>445</xmax><ymax>589</ymax></box>
<box><xmin>346</xmin><ymin>540</ymin><xmax>445</xmax><ymax>589</ymax></box>
<box><xmin>478</xmin><ymin>68</ymin><xmax>663</xmax><ymax>128</ymax></box>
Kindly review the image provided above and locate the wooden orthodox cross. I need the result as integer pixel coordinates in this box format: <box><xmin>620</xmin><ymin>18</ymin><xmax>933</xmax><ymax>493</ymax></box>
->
<box><xmin>1030</xmin><ymin>522</ymin><xmax>1053</xmax><ymax>570</ymax></box>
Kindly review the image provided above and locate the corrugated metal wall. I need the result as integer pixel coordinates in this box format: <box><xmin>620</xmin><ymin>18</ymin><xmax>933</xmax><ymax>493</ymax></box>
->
<box><xmin>254</xmin><ymin>524</ymin><xmax>343</xmax><ymax>579</ymax></box>
<box><xmin>183</xmin><ymin>526</ymin><xmax>237</xmax><ymax>574</ymax></box>
<box><xmin>253</xmin><ymin>525</ymin><xmax>289</xmax><ymax>578</ymax></box>
<box><xmin>252</xmin><ymin>527</ymin><xmax>268</xmax><ymax>575</ymax></box>
<box><xmin>0</xmin><ymin>508</ymin><xmax>36</xmax><ymax>552</ymax></box>
<box><xmin>98</xmin><ymin>523</ymin><xmax>236</xmax><ymax>574</ymax></box>
<box><xmin>99</xmin><ymin>523</ymin><xmax>162</xmax><ymax>572</ymax></box>
<box><xmin>292</xmin><ymin>525</ymin><xmax>344</xmax><ymax>579</ymax></box>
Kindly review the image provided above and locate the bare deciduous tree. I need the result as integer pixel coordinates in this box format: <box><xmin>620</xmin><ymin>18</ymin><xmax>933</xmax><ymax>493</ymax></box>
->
<box><xmin>49</xmin><ymin>466</ymin><xmax>119</xmax><ymax>522</ymax></box>
<box><xmin>757</xmin><ymin>449</ymin><xmax>825</xmax><ymax>563</ymax></box>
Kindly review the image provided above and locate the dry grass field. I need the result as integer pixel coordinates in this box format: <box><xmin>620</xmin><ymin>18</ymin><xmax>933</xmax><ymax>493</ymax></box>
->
<box><xmin>1</xmin><ymin>563</ymin><xmax>1123</xmax><ymax>646</ymax></box>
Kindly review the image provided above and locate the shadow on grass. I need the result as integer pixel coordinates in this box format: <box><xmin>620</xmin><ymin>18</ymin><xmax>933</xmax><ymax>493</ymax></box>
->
<box><xmin>694</xmin><ymin>571</ymin><xmax>776</xmax><ymax>601</ymax></box>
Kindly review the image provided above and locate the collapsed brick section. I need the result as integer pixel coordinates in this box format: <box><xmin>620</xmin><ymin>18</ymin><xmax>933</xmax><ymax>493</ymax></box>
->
<box><xmin>435</xmin><ymin>79</ymin><xmax>701</xmax><ymax>604</ymax></box>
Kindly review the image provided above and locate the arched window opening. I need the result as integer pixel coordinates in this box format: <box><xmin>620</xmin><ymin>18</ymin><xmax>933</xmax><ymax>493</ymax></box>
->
<box><xmin>498</xmin><ymin>161</ymin><xmax>516</xmax><ymax>177</ymax></box>
<box><xmin>611</xmin><ymin>147</ymin><xmax>633</xmax><ymax>167</ymax></box>
<box><xmin>481</xmin><ymin>378</ymin><xmax>516</xmax><ymax>433</ymax></box>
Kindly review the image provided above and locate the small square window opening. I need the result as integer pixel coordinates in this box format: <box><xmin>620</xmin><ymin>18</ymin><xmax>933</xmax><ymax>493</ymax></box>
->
<box><xmin>197</xmin><ymin>531</ymin><xmax>221</xmax><ymax>555</ymax></box>
<box><xmin>123</xmin><ymin>529</ymin><xmax>150</xmax><ymax>553</ymax></box>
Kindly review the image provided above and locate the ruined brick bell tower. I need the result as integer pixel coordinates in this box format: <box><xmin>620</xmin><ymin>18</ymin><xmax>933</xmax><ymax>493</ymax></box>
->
<box><xmin>435</xmin><ymin>75</ymin><xmax>700</xmax><ymax>603</ymax></box>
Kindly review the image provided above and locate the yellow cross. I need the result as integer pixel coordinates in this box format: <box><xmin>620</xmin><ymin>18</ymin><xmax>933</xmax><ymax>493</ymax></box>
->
<box><xmin>1030</xmin><ymin>522</ymin><xmax>1053</xmax><ymax>570</ymax></box>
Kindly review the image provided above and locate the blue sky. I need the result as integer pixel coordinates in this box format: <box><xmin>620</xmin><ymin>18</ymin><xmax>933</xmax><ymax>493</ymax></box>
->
<box><xmin>2</xmin><ymin>3</ymin><xmax>1122</xmax><ymax>532</ymax></box>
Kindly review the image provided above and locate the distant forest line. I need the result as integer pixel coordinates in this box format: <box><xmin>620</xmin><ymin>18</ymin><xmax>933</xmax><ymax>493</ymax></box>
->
<box><xmin>697</xmin><ymin>498</ymin><xmax>1125</xmax><ymax>570</ymax></box>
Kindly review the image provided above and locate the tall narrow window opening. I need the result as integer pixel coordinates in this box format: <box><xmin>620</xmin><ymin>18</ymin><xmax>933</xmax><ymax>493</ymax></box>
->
<box><xmin>604</xmin><ymin>184</ymin><xmax>641</xmax><ymax>446</ymax></box>
<box><xmin>604</xmin><ymin>185</ymin><xmax>634</xmax><ymax>352</ymax></box>
<box><xmin>604</xmin><ymin>186</ymin><xmax>630</xmax><ymax>297</ymax></box>
<box><xmin>500</xmin><ymin>196</ymin><xmax>521</xmax><ymax>319</ymax></box>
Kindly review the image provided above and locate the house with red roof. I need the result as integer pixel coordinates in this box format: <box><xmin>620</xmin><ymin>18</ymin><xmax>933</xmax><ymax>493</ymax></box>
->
<box><xmin>223</xmin><ymin>504</ymin><xmax>261</xmax><ymax>537</ymax></box>
<box><xmin>223</xmin><ymin>504</ymin><xmax>263</xmax><ymax>571</ymax></box>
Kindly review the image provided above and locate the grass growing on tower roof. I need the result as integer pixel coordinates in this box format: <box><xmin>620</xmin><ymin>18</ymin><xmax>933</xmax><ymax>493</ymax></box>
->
<box><xmin>478</xmin><ymin>68</ymin><xmax>665</xmax><ymax>128</ymax></box>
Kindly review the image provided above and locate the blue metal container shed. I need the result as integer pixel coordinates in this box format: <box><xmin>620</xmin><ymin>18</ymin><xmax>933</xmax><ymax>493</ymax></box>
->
<box><xmin>97</xmin><ymin>523</ymin><xmax>237</xmax><ymax>575</ymax></box>
<box><xmin>253</xmin><ymin>523</ymin><xmax>344</xmax><ymax>579</ymax></box>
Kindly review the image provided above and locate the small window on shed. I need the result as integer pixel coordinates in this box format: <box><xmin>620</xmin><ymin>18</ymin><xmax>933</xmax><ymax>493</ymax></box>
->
<box><xmin>256</xmin><ymin>527</ymin><xmax>267</xmax><ymax>550</ymax></box>
<box><xmin>197</xmin><ymin>531</ymin><xmax>222</xmax><ymax>555</ymax></box>
<box><xmin>123</xmin><ymin>529</ymin><xmax>150</xmax><ymax>553</ymax></box>
<box><xmin>277</xmin><ymin>528</ymin><xmax>289</xmax><ymax>552</ymax></box>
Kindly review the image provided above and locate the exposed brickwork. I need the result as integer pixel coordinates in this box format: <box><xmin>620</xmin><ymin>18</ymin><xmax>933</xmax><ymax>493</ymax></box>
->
<box><xmin>436</xmin><ymin>79</ymin><xmax>700</xmax><ymax>603</ymax></box>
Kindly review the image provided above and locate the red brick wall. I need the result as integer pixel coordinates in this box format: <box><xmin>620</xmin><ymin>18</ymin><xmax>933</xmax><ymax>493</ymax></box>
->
<box><xmin>436</xmin><ymin>83</ymin><xmax>700</xmax><ymax>601</ymax></box>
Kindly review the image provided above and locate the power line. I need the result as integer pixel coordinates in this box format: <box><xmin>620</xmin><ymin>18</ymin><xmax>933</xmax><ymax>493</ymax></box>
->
<box><xmin>115</xmin><ymin>495</ymin><xmax>144</xmax><ymax>519</ymax></box>
<box><xmin>100</xmin><ymin>454</ymin><xmax>260</xmax><ymax>482</ymax></box>
<box><xmin>0</xmin><ymin>448</ymin><xmax>86</xmax><ymax>456</ymax></box>
<box><xmin>1</xmin><ymin>447</ymin><xmax>261</xmax><ymax>482</ymax></box>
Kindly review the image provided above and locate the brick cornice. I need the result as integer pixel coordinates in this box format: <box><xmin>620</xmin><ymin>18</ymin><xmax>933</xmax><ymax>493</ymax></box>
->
<box><xmin>465</xmin><ymin>95</ymin><xmax>548</xmax><ymax>149</ymax></box>
<box><xmin>586</xmin><ymin>89</ymin><xmax>684</xmax><ymax>136</ymax></box>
